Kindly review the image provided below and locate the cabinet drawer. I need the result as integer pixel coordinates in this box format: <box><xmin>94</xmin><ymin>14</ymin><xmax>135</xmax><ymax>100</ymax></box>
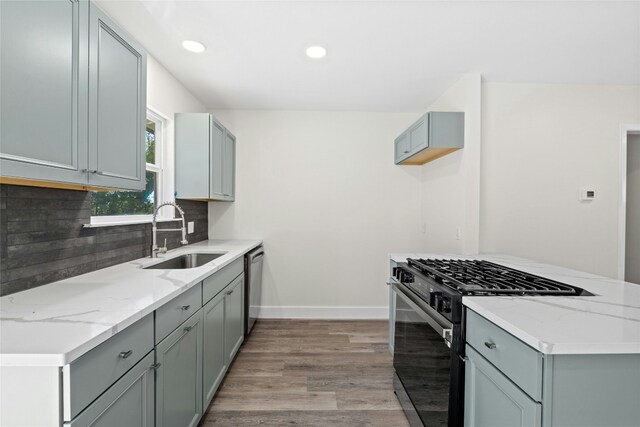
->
<box><xmin>203</xmin><ymin>258</ymin><xmax>243</xmax><ymax>304</ymax></box>
<box><xmin>65</xmin><ymin>351</ymin><xmax>155</xmax><ymax>427</ymax></box>
<box><xmin>466</xmin><ymin>310</ymin><xmax>542</xmax><ymax>401</ymax></box>
<box><xmin>64</xmin><ymin>314</ymin><xmax>154</xmax><ymax>421</ymax></box>
<box><xmin>155</xmin><ymin>283</ymin><xmax>202</xmax><ymax>344</ymax></box>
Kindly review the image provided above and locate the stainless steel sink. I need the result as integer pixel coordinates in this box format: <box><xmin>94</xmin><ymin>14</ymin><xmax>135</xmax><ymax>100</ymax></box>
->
<box><xmin>144</xmin><ymin>253</ymin><xmax>226</xmax><ymax>269</ymax></box>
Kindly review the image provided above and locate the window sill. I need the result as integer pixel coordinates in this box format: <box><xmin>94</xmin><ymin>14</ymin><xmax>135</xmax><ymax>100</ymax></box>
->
<box><xmin>83</xmin><ymin>217</ymin><xmax>177</xmax><ymax>228</ymax></box>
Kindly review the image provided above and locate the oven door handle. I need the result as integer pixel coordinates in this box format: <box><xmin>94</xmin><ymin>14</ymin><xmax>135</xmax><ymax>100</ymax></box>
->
<box><xmin>393</xmin><ymin>283</ymin><xmax>453</xmax><ymax>344</ymax></box>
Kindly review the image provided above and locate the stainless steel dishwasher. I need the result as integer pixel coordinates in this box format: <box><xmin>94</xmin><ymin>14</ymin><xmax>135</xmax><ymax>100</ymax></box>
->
<box><xmin>245</xmin><ymin>246</ymin><xmax>264</xmax><ymax>337</ymax></box>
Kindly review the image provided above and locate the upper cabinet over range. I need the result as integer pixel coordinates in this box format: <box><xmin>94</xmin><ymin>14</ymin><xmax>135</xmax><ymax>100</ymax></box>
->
<box><xmin>394</xmin><ymin>111</ymin><xmax>464</xmax><ymax>165</ymax></box>
<box><xmin>0</xmin><ymin>0</ymin><xmax>147</xmax><ymax>191</ymax></box>
<box><xmin>175</xmin><ymin>113</ymin><xmax>236</xmax><ymax>202</ymax></box>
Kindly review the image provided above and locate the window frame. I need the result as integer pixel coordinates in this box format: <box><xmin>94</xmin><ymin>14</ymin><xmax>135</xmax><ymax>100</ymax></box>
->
<box><xmin>89</xmin><ymin>107</ymin><xmax>175</xmax><ymax>226</ymax></box>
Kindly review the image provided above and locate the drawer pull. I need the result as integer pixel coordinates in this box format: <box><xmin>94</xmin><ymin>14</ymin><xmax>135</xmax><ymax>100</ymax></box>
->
<box><xmin>484</xmin><ymin>341</ymin><xmax>497</xmax><ymax>350</ymax></box>
<box><xmin>180</xmin><ymin>305</ymin><xmax>191</xmax><ymax>311</ymax></box>
<box><xmin>150</xmin><ymin>362</ymin><xmax>162</xmax><ymax>370</ymax></box>
<box><xmin>226</xmin><ymin>290</ymin><xmax>233</xmax><ymax>295</ymax></box>
<box><xmin>118</xmin><ymin>350</ymin><xmax>133</xmax><ymax>359</ymax></box>
<box><xmin>183</xmin><ymin>326</ymin><xmax>193</xmax><ymax>333</ymax></box>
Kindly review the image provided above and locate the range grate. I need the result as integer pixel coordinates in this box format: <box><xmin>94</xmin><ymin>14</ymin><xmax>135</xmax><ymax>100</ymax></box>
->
<box><xmin>407</xmin><ymin>258</ymin><xmax>589</xmax><ymax>296</ymax></box>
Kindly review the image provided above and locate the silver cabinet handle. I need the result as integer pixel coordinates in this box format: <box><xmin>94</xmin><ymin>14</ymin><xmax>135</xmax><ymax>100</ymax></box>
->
<box><xmin>82</xmin><ymin>169</ymin><xmax>96</xmax><ymax>173</ymax></box>
<box><xmin>183</xmin><ymin>326</ymin><xmax>193</xmax><ymax>332</ymax></box>
<box><xmin>484</xmin><ymin>341</ymin><xmax>497</xmax><ymax>350</ymax></box>
<box><xmin>150</xmin><ymin>362</ymin><xmax>161</xmax><ymax>370</ymax></box>
<box><xmin>226</xmin><ymin>290</ymin><xmax>233</xmax><ymax>295</ymax></box>
<box><xmin>119</xmin><ymin>350</ymin><xmax>133</xmax><ymax>359</ymax></box>
<box><xmin>180</xmin><ymin>305</ymin><xmax>191</xmax><ymax>311</ymax></box>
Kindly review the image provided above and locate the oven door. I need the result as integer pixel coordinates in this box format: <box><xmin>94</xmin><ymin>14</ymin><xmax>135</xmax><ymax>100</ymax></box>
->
<box><xmin>393</xmin><ymin>283</ymin><xmax>455</xmax><ymax>427</ymax></box>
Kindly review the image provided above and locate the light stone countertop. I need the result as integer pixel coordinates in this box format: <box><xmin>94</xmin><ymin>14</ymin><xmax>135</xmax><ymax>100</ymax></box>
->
<box><xmin>390</xmin><ymin>253</ymin><xmax>640</xmax><ymax>355</ymax></box>
<box><xmin>0</xmin><ymin>239</ymin><xmax>262</xmax><ymax>367</ymax></box>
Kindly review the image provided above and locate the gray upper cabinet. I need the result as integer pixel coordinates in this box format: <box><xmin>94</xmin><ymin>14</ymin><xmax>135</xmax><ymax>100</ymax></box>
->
<box><xmin>176</xmin><ymin>113</ymin><xmax>236</xmax><ymax>201</ymax></box>
<box><xmin>0</xmin><ymin>0</ymin><xmax>146</xmax><ymax>191</ymax></box>
<box><xmin>222</xmin><ymin>130</ymin><xmax>236</xmax><ymax>200</ymax></box>
<box><xmin>211</xmin><ymin>119</ymin><xmax>226</xmax><ymax>199</ymax></box>
<box><xmin>0</xmin><ymin>0</ymin><xmax>88</xmax><ymax>184</ymax></box>
<box><xmin>394</xmin><ymin>111</ymin><xmax>464</xmax><ymax>165</ymax></box>
<box><xmin>87</xmin><ymin>3</ymin><xmax>146</xmax><ymax>190</ymax></box>
<box><xmin>155</xmin><ymin>310</ymin><xmax>203</xmax><ymax>427</ymax></box>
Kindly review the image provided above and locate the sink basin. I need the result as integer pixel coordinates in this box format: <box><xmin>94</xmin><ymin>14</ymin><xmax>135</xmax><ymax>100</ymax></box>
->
<box><xmin>144</xmin><ymin>253</ymin><xmax>226</xmax><ymax>269</ymax></box>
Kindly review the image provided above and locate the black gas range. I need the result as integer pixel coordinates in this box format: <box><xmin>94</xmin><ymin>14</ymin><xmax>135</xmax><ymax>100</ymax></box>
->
<box><xmin>391</xmin><ymin>258</ymin><xmax>592</xmax><ymax>427</ymax></box>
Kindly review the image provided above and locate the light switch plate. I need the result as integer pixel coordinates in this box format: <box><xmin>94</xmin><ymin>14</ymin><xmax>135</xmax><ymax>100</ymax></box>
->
<box><xmin>188</xmin><ymin>221</ymin><xmax>194</xmax><ymax>234</ymax></box>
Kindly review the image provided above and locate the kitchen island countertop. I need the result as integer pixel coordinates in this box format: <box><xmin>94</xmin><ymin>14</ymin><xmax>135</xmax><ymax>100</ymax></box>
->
<box><xmin>0</xmin><ymin>239</ymin><xmax>262</xmax><ymax>367</ymax></box>
<box><xmin>390</xmin><ymin>253</ymin><xmax>640</xmax><ymax>355</ymax></box>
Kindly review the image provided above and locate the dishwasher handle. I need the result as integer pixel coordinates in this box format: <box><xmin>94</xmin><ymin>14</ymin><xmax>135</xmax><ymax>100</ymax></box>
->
<box><xmin>250</xmin><ymin>252</ymin><xmax>264</xmax><ymax>263</ymax></box>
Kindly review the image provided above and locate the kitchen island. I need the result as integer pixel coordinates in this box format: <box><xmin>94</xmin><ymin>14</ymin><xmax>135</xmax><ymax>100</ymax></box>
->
<box><xmin>389</xmin><ymin>253</ymin><xmax>640</xmax><ymax>427</ymax></box>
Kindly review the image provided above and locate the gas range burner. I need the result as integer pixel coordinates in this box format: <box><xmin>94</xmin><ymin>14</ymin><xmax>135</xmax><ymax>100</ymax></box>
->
<box><xmin>407</xmin><ymin>258</ymin><xmax>592</xmax><ymax>296</ymax></box>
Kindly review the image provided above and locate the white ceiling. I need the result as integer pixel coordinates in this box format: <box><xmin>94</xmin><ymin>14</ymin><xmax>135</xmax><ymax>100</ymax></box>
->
<box><xmin>96</xmin><ymin>1</ymin><xmax>640</xmax><ymax>112</ymax></box>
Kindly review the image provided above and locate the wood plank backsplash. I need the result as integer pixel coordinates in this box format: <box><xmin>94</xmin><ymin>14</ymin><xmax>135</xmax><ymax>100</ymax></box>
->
<box><xmin>0</xmin><ymin>184</ymin><xmax>209</xmax><ymax>296</ymax></box>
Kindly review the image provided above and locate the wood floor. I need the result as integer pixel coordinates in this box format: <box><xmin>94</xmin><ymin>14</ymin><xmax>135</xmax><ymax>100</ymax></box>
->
<box><xmin>200</xmin><ymin>319</ymin><xmax>410</xmax><ymax>427</ymax></box>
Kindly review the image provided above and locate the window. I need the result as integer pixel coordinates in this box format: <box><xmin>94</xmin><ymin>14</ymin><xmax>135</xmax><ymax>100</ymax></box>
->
<box><xmin>90</xmin><ymin>109</ymin><xmax>173</xmax><ymax>225</ymax></box>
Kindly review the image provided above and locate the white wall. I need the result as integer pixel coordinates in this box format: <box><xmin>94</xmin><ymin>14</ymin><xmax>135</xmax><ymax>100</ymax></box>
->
<box><xmin>207</xmin><ymin>110</ymin><xmax>423</xmax><ymax>317</ymax></box>
<box><xmin>420</xmin><ymin>74</ymin><xmax>482</xmax><ymax>254</ymax></box>
<box><xmin>146</xmin><ymin>56</ymin><xmax>207</xmax><ymax>201</ymax></box>
<box><xmin>626</xmin><ymin>134</ymin><xmax>640</xmax><ymax>284</ymax></box>
<box><xmin>480</xmin><ymin>83</ymin><xmax>640</xmax><ymax>277</ymax></box>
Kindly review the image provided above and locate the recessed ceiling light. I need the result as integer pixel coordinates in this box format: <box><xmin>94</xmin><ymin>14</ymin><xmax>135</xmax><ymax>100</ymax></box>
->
<box><xmin>306</xmin><ymin>46</ymin><xmax>327</xmax><ymax>59</ymax></box>
<box><xmin>182</xmin><ymin>40</ymin><xmax>206</xmax><ymax>53</ymax></box>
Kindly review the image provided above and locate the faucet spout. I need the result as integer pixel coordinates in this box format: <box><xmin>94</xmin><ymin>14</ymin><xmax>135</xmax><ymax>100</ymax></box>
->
<box><xmin>151</xmin><ymin>201</ymin><xmax>189</xmax><ymax>258</ymax></box>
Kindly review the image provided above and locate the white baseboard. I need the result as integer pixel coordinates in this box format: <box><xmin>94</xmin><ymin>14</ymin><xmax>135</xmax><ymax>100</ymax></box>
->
<box><xmin>257</xmin><ymin>306</ymin><xmax>389</xmax><ymax>320</ymax></box>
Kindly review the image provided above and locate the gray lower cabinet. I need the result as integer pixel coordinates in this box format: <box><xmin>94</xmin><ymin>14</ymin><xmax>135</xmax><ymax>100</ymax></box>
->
<box><xmin>0</xmin><ymin>0</ymin><xmax>146</xmax><ymax>191</ymax></box>
<box><xmin>202</xmin><ymin>272</ymin><xmax>245</xmax><ymax>409</ymax></box>
<box><xmin>175</xmin><ymin>113</ymin><xmax>236</xmax><ymax>201</ymax></box>
<box><xmin>465</xmin><ymin>345</ymin><xmax>541</xmax><ymax>427</ymax></box>
<box><xmin>155</xmin><ymin>309</ymin><xmax>203</xmax><ymax>427</ymax></box>
<box><xmin>224</xmin><ymin>274</ymin><xmax>244</xmax><ymax>363</ymax></box>
<box><xmin>203</xmin><ymin>290</ymin><xmax>227</xmax><ymax>407</ymax></box>
<box><xmin>464</xmin><ymin>309</ymin><xmax>640</xmax><ymax>427</ymax></box>
<box><xmin>64</xmin><ymin>351</ymin><xmax>155</xmax><ymax>427</ymax></box>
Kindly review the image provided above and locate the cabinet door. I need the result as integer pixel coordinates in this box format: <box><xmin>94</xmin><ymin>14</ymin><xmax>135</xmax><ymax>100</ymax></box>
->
<box><xmin>0</xmin><ymin>0</ymin><xmax>88</xmax><ymax>184</ymax></box>
<box><xmin>409</xmin><ymin>116</ymin><xmax>428</xmax><ymax>153</ymax></box>
<box><xmin>210</xmin><ymin>119</ymin><xmax>225</xmax><ymax>199</ymax></box>
<box><xmin>65</xmin><ymin>352</ymin><xmax>155</xmax><ymax>427</ymax></box>
<box><xmin>224</xmin><ymin>274</ymin><xmax>244</xmax><ymax>363</ymax></box>
<box><xmin>394</xmin><ymin>132</ymin><xmax>410</xmax><ymax>164</ymax></box>
<box><xmin>156</xmin><ymin>311</ymin><xmax>203</xmax><ymax>427</ymax></box>
<box><xmin>465</xmin><ymin>346</ymin><xmax>541</xmax><ymax>427</ymax></box>
<box><xmin>203</xmin><ymin>291</ymin><xmax>227</xmax><ymax>408</ymax></box>
<box><xmin>87</xmin><ymin>3</ymin><xmax>146</xmax><ymax>190</ymax></box>
<box><xmin>222</xmin><ymin>130</ymin><xmax>236</xmax><ymax>200</ymax></box>
<box><xmin>175</xmin><ymin>113</ymin><xmax>211</xmax><ymax>199</ymax></box>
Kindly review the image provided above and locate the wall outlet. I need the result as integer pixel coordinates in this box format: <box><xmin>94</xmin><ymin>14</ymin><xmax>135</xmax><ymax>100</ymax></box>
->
<box><xmin>455</xmin><ymin>227</ymin><xmax>461</xmax><ymax>241</ymax></box>
<box><xmin>188</xmin><ymin>221</ymin><xmax>194</xmax><ymax>234</ymax></box>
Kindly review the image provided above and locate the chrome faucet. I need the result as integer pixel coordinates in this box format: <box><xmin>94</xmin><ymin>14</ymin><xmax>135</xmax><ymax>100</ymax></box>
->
<box><xmin>151</xmin><ymin>201</ymin><xmax>188</xmax><ymax>258</ymax></box>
